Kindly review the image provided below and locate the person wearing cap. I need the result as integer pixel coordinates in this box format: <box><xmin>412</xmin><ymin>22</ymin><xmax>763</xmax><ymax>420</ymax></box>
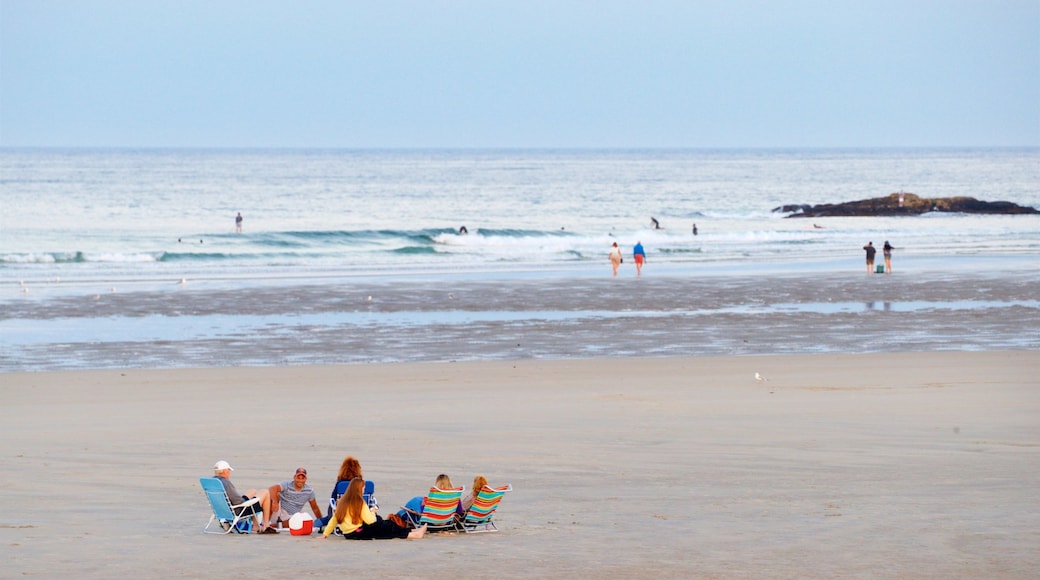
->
<box><xmin>268</xmin><ymin>468</ymin><xmax>323</xmax><ymax>531</ymax></box>
<box><xmin>212</xmin><ymin>460</ymin><xmax>278</xmax><ymax>534</ymax></box>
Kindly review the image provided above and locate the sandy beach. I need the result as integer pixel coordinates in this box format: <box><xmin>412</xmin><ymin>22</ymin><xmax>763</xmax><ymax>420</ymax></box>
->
<box><xmin>1</xmin><ymin>351</ymin><xmax>1037</xmax><ymax>578</ymax></box>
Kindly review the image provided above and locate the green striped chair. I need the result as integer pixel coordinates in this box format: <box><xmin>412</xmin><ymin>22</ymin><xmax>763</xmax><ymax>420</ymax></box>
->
<box><xmin>460</xmin><ymin>484</ymin><xmax>513</xmax><ymax>533</ymax></box>
<box><xmin>416</xmin><ymin>486</ymin><xmax>464</xmax><ymax>532</ymax></box>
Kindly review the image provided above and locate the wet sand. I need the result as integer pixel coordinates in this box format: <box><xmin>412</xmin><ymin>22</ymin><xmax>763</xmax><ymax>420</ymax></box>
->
<box><xmin>3</xmin><ymin>270</ymin><xmax>1039</xmax><ymax>371</ymax></box>
<box><xmin>1</xmin><ymin>351</ymin><xmax>1038</xmax><ymax>578</ymax></box>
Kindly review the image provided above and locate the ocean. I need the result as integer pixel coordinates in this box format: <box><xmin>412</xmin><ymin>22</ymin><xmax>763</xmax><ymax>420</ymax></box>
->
<box><xmin>2</xmin><ymin>148</ymin><xmax>1038</xmax><ymax>371</ymax></box>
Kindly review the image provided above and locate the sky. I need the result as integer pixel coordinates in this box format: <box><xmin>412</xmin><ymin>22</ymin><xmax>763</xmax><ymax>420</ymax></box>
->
<box><xmin>1</xmin><ymin>0</ymin><xmax>1038</xmax><ymax>148</ymax></box>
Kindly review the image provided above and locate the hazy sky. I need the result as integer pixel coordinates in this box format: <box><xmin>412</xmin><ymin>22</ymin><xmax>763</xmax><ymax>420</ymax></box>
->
<box><xmin>2</xmin><ymin>0</ymin><xmax>1038</xmax><ymax>148</ymax></box>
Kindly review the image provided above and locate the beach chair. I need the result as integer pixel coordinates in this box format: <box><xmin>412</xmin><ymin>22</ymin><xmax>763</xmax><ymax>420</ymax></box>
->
<box><xmin>329</xmin><ymin>479</ymin><xmax>377</xmax><ymax>513</ymax></box>
<box><xmin>459</xmin><ymin>484</ymin><xmax>513</xmax><ymax>533</ymax></box>
<box><xmin>200</xmin><ymin>477</ymin><xmax>261</xmax><ymax>534</ymax></box>
<box><xmin>323</xmin><ymin>480</ymin><xmax>377</xmax><ymax>535</ymax></box>
<box><xmin>400</xmin><ymin>486</ymin><xmax>464</xmax><ymax>532</ymax></box>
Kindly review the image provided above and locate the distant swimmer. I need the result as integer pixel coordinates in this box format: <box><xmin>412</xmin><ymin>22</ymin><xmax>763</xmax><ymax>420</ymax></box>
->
<box><xmin>650</xmin><ymin>217</ymin><xmax>661</xmax><ymax>229</ymax></box>
<box><xmin>813</xmin><ymin>223</ymin><xmax>824</xmax><ymax>229</ymax></box>
<box><xmin>459</xmin><ymin>225</ymin><xmax>468</xmax><ymax>235</ymax></box>
<box><xmin>692</xmin><ymin>223</ymin><xmax>698</xmax><ymax>235</ymax></box>
<box><xmin>235</xmin><ymin>212</ymin><xmax>243</xmax><ymax>233</ymax></box>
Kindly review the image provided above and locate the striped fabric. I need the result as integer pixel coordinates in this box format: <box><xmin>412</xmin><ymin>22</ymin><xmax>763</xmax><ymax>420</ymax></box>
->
<box><xmin>419</xmin><ymin>486</ymin><xmax>464</xmax><ymax>531</ymax></box>
<box><xmin>461</xmin><ymin>484</ymin><xmax>512</xmax><ymax>532</ymax></box>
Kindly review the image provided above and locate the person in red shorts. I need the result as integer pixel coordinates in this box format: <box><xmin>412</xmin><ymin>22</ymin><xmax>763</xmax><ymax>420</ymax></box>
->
<box><xmin>633</xmin><ymin>241</ymin><xmax>646</xmax><ymax>277</ymax></box>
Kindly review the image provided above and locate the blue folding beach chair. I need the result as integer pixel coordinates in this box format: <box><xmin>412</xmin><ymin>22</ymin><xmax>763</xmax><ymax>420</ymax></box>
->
<box><xmin>328</xmin><ymin>479</ymin><xmax>377</xmax><ymax>512</ymax></box>
<box><xmin>200</xmin><ymin>477</ymin><xmax>260</xmax><ymax>534</ymax></box>
<box><xmin>320</xmin><ymin>480</ymin><xmax>377</xmax><ymax>534</ymax></box>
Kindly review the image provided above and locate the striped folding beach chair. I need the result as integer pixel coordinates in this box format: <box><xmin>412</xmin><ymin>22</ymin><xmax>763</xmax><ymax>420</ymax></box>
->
<box><xmin>460</xmin><ymin>484</ymin><xmax>513</xmax><ymax>533</ymax></box>
<box><xmin>415</xmin><ymin>486</ymin><xmax>464</xmax><ymax>532</ymax></box>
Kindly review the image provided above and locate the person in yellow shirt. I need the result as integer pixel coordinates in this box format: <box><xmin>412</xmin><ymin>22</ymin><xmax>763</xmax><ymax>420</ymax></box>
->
<box><xmin>321</xmin><ymin>478</ymin><xmax>426</xmax><ymax>540</ymax></box>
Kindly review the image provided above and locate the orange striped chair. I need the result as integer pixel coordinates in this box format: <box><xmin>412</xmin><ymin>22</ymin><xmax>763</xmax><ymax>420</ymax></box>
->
<box><xmin>460</xmin><ymin>484</ymin><xmax>513</xmax><ymax>533</ymax></box>
<box><xmin>412</xmin><ymin>486</ymin><xmax>464</xmax><ymax>532</ymax></box>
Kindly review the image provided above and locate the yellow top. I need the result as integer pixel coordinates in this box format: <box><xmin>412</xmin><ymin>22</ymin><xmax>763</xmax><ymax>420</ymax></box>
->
<box><xmin>323</xmin><ymin>503</ymin><xmax>376</xmax><ymax>537</ymax></box>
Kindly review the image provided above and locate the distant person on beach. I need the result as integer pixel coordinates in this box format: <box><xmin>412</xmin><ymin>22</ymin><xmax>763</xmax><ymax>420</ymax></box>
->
<box><xmin>235</xmin><ymin>212</ymin><xmax>243</xmax><ymax>233</ymax></box>
<box><xmin>650</xmin><ymin>217</ymin><xmax>661</xmax><ymax>229</ymax></box>
<box><xmin>609</xmin><ymin>242</ymin><xmax>623</xmax><ymax>276</ymax></box>
<box><xmin>268</xmin><ymin>468</ymin><xmax>323</xmax><ymax>530</ymax></box>
<box><xmin>633</xmin><ymin>241</ymin><xmax>646</xmax><ymax>276</ymax></box>
<box><xmin>863</xmin><ymin>242</ymin><xmax>877</xmax><ymax>274</ymax></box>
<box><xmin>692</xmin><ymin>223</ymin><xmax>698</xmax><ymax>235</ymax></box>
<box><xmin>322</xmin><ymin>478</ymin><xmax>426</xmax><ymax>540</ymax></box>
<box><xmin>459</xmin><ymin>225</ymin><xmax>468</xmax><ymax>235</ymax></box>
<box><xmin>212</xmin><ymin>460</ymin><xmax>277</xmax><ymax>533</ymax></box>
<box><xmin>883</xmin><ymin>241</ymin><xmax>895</xmax><ymax>273</ymax></box>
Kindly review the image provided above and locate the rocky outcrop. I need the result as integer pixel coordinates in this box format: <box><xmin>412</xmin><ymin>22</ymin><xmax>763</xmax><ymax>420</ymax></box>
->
<box><xmin>774</xmin><ymin>193</ymin><xmax>1039</xmax><ymax>217</ymax></box>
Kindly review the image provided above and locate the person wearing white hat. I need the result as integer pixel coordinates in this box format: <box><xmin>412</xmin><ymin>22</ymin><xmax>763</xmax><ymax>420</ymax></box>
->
<box><xmin>213</xmin><ymin>460</ymin><xmax>278</xmax><ymax>534</ymax></box>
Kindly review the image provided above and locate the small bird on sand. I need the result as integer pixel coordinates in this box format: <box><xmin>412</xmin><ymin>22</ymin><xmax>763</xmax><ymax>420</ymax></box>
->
<box><xmin>755</xmin><ymin>372</ymin><xmax>768</xmax><ymax>383</ymax></box>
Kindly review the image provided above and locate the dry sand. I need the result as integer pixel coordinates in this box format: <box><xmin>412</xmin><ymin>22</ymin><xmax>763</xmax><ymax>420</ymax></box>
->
<box><xmin>1</xmin><ymin>351</ymin><xmax>1038</xmax><ymax>578</ymax></box>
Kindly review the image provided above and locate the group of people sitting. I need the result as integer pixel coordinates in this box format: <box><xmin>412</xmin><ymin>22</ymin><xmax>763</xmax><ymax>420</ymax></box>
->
<box><xmin>212</xmin><ymin>455</ymin><xmax>492</xmax><ymax>541</ymax></box>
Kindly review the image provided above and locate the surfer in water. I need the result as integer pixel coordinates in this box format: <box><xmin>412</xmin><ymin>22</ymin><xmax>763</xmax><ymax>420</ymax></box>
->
<box><xmin>459</xmin><ymin>225</ymin><xmax>468</xmax><ymax>235</ymax></box>
<box><xmin>650</xmin><ymin>217</ymin><xmax>661</xmax><ymax>229</ymax></box>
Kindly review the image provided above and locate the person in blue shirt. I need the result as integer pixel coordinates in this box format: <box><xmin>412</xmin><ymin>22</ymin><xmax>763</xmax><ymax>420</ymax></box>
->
<box><xmin>633</xmin><ymin>241</ymin><xmax>646</xmax><ymax>276</ymax></box>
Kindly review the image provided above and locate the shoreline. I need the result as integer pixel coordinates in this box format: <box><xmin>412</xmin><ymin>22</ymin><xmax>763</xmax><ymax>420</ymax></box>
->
<box><xmin>1</xmin><ymin>351</ymin><xmax>1037</xmax><ymax>577</ymax></box>
<box><xmin>3</xmin><ymin>268</ymin><xmax>1039</xmax><ymax>372</ymax></box>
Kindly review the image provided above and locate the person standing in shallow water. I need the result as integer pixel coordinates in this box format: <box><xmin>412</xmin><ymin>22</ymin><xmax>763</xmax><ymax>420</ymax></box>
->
<box><xmin>633</xmin><ymin>241</ymin><xmax>646</xmax><ymax>277</ymax></box>
<box><xmin>235</xmin><ymin>212</ymin><xmax>243</xmax><ymax>233</ymax></box>
<box><xmin>609</xmin><ymin>242</ymin><xmax>622</xmax><ymax>276</ymax></box>
<box><xmin>883</xmin><ymin>241</ymin><xmax>895</xmax><ymax>273</ymax></box>
<box><xmin>863</xmin><ymin>242</ymin><xmax>877</xmax><ymax>274</ymax></box>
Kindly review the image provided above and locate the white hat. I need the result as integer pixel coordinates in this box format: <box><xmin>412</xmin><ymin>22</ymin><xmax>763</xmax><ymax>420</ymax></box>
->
<box><xmin>213</xmin><ymin>460</ymin><xmax>234</xmax><ymax>472</ymax></box>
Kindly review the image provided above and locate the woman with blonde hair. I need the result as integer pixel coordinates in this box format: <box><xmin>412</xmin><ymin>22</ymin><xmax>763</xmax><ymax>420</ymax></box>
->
<box><xmin>434</xmin><ymin>474</ymin><xmax>453</xmax><ymax>489</ymax></box>
<box><xmin>322</xmin><ymin>479</ymin><xmax>425</xmax><ymax>540</ymax></box>
<box><xmin>398</xmin><ymin>474</ymin><xmax>458</xmax><ymax>523</ymax></box>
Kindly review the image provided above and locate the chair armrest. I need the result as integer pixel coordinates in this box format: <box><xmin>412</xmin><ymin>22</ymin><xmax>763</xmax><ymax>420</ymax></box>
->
<box><xmin>230</xmin><ymin>496</ymin><xmax>260</xmax><ymax>510</ymax></box>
